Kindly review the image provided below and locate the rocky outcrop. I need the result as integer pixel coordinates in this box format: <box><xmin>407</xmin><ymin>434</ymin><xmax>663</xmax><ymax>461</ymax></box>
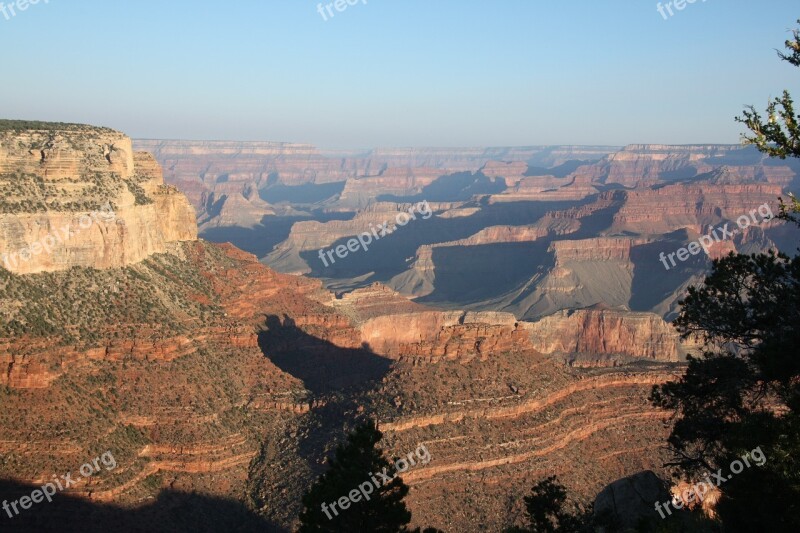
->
<box><xmin>525</xmin><ymin>307</ymin><xmax>690</xmax><ymax>363</ymax></box>
<box><xmin>480</xmin><ymin>161</ymin><xmax>529</xmax><ymax>185</ymax></box>
<box><xmin>611</xmin><ymin>183</ymin><xmax>783</xmax><ymax>235</ymax></box>
<box><xmin>593</xmin><ymin>471</ymin><xmax>671</xmax><ymax>529</ymax></box>
<box><xmin>0</xmin><ymin>127</ymin><xmax>134</xmax><ymax>179</ymax></box>
<box><xmin>328</xmin><ymin>283</ymin><xmax>429</xmax><ymax>320</ymax></box>
<box><xmin>489</xmin><ymin>173</ymin><xmax>600</xmax><ymax>202</ymax></box>
<box><xmin>338</xmin><ymin>168</ymin><xmax>443</xmax><ymax>207</ymax></box>
<box><xmin>265</xmin><ymin>201</ymin><xmax>432</xmax><ymax>274</ymax></box>
<box><xmin>0</xmin><ymin>125</ymin><xmax>197</xmax><ymax>274</ymax></box>
<box><xmin>580</xmin><ymin>144</ymin><xmax>799</xmax><ymax>188</ymax></box>
<box><xmin>275</xmin><ymin>202</ymin><xmax>412</xmax><ymax>253</ymax></box>
<box><xmin>198</xmin><ymin>183</ymin><xmax>275</xmax><ymax>228</ymax></box>
<box><xmin>391</xmin><ymin>218</ymin><xmax>583</xmax><ymax>300</ymax></box>
<box><xmin>499</xmin><ymin>237</ymin><xmax>639</xmax><ymax>320</ymax></box>
<box><xmin>550</xmin><ymin>237</ymin><xmax>638</xmax><ymax>264</ymax></box>
<box><xmin>430</xmin><ymin>217</ymin><xmax>581</xmax><ymax>249</ymax></box>
<box><xmin>358</xmin><ymin>310</ymin><xmax>526</xmax><ymax>362</ymax></box>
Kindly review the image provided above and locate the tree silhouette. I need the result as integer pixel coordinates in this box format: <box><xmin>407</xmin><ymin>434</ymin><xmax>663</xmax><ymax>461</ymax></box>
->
<box><xmin>298</xmin><ymin>421</ymin><xmax>412</xmax><ymax>533</ymax></box>
<box><xmin>506</xmin><ymin>476</ymin><xmax>586</xmax><ymax>533</ymax></box>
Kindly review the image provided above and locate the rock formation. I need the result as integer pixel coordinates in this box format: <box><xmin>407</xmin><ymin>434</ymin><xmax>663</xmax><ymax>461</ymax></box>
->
<box><xmin>580</xmin><ymin>144</ymin><xmax>800</xmax><ymax>188</ymax></box>
<box><xmin>0</xmin><ymin>125</ymin><xmax>196</xmax><ymax>274</ymax></box>
<box><xmin>611</xmin><ymin>183</ymin><xmax>784</xmax><ymax>235</ymax></box>
<box><xmin>526</xmin><ymin>306</ymin><xmax>692</xmax><ymax>364</ymax></box>
<box><xmin>1</xmin><ymin>125</ymin><xmax>684</xmax><ymax>532</ymax></box>
<box><xmin>593</xmin><ymin>471</ymin><xmax>671</xmax><ymax>529</ymax></box>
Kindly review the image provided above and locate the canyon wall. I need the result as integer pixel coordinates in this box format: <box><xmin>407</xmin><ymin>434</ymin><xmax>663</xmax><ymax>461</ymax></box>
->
<box><xmin>358</xmin><ymin>310</ymin><xmax>526</xmax><ymax>362</ymax></box>
<box><xmin>134</xmin><ymin>139</ymin><xmax>616</xmax><ymax>209</ymax></box>
<box><xmin>580</xmin><ymin>144</ymin><xmax>800</xmax><ymax>188</ymax></box>
<box><xmin>526</xmin><ymin>307</ymin><xmax>690</xmax><ymax>363</ymax></box>
<box><xmin>0</xmin><ymin>127</ymin><xmax>197</xmax><ymax>274</ymax></box>
<box><xmin>611</xmin><ymin>183</ymin><xmax>784</xmax><ymax>235</ymax></box>
<box><xmin>1</xmin><ymin>125</ymin><xmax>774</xmax><ymax>532</ymax></box>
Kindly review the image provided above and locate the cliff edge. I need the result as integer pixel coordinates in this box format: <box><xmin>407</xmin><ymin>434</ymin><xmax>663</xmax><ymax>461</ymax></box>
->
<box><xmin>0</xmin><ymin>121</ymin><xmax>197</xmax><ymax>274</ymax></box>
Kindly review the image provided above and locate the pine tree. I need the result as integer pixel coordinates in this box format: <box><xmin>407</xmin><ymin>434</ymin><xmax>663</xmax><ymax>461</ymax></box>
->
<box><xmin>298</xmin><ymin>421</ymin><xmax>412</xmax><ymax>533</ymax></box>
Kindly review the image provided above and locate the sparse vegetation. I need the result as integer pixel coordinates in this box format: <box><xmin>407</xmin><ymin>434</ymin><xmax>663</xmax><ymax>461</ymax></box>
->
<box><xmin>0</xmin><ymin>171</ymin><xmax>126</xmax><ymax>214</ymax></box>
<box><xmin>0</xmin><ymin>246</ymin><xmax>226</xmax><ymax>348</ymax></box>
<box><xmin>124</xmin><ymin>179</ymin><xmax>154</xmax><ymax>205</ymax></box>
<box><xmin>0</xmin><ymin>119</ymin><xmax>116</xmax><ymax>133</ymax></box>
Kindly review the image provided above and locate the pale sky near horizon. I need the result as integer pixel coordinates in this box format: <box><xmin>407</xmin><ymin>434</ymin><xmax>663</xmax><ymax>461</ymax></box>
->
<box><xmin>0</xmin><ymin>0</ymin><xmax>798</xmax><ymax>148</ymax></box>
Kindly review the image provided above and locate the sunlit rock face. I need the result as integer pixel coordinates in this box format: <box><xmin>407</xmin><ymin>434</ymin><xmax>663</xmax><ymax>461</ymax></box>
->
<box><xmin>0</xmin><ymin>124</ymin><xmax>196</xmax><ymax>274</ymax></box>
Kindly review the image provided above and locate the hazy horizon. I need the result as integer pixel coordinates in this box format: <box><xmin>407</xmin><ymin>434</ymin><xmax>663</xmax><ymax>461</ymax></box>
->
<box><xmin>1</xmin><ymin>1</ymin><xmax>798</xmax><ymax>148</ymax></box>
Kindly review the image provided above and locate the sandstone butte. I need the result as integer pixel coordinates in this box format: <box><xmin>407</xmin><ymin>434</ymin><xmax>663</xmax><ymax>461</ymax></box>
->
<box><xmin>1</xmin><ymin>123</ymin><xmax>687</xmax><ymax>532</ymax></box>
<box><xmin>0</xmin><ymin>126</ymin><xmax>197</xmax><ymax>275</ymax></box>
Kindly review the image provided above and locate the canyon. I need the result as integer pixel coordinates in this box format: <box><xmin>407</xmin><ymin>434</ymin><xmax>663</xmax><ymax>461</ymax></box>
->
<box><xmin>0</xmin><ymin>122</ymin><xmax>705</xmax><ymax>532</ymax></box>
<box><xmin>137</xmin><ymin>139</ymin><xmax>798</xmax><ymax>328</ymax></box>
<box><xmin>0</xmin><ymin>122</ymin><xmax>797</xmax><ymax>531</ymax></box>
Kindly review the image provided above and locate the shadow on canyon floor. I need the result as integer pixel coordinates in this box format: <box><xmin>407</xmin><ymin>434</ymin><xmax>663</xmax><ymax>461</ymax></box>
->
<box><xmin>298</xmin><ymin>199</ymin><xmax>587</xmax><ymax>283</ymax></box>
<box><xmin>249</xmin><ymin>315</ymin><xmax>398</xmax><ymax>522</ymax></box>
<box><xmin>0</xmin><ymin>480</ymin><xmax>285</xmax><ymax>533</ymax></box>
<box><xmin>202</xmin><ymin>211</ymin><xmax>355</xmax><ymax>259</ymax></box>
<box><xmin>258</xmin><ymin>314</ymin><xmax>393</xmax><ymax>397</ymax></box>
<box><xmin>257</xmin><ymin>314</ymin><xmax>395</xmax><ymax>460</ymax></box>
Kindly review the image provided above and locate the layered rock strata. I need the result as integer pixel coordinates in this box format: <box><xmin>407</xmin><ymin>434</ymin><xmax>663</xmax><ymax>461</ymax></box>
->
<box><xmin>0</xmin><ymin>127</ymin><xmax>196</xmax><ymax>274</ymax></box>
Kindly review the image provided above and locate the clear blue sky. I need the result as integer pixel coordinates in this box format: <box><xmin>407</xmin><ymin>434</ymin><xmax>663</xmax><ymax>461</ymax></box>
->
<box><xmin>0</xmin><ymin>0</ymin><xmax>797</xmax><ymax>148</ymax></box>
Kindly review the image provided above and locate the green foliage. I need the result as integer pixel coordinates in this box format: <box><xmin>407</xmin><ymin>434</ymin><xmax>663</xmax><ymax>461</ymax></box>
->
<box><xmin>673</xmin><ymin>252</ymin><xmax>800</xmax><ymax>360</ymax></box>
<box><xmin>651</xmin><ymin>244</ymin><xmax>800</xmax><ymax>531</ymax></box>
<box><xmin>737</xmin><ymin>90</ymin><xmax>800</xmax><ymax>159</ymax></box>
<box><xmin>651</xmin><ymin>225</ymin><xmax>800</xmax><ymax>531</ymax></box>
<box><xmin>736</xmin><ymin>20</ymin><xmax>800</xmax><ymax>158</ymax></box>
<box><xmin>779</xmin><ymin>193</ymin><xmax>800</xmax><ymax>225</ymax></box>
<box><xmin>298</xmin><ymin>420</ymin><xmax>413</xmax><ymax>533</ymax></box>
<box><xmin>778</xmin><ymin>21</ymin><xmax>800</xmax><ymax>67</ymax></box>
